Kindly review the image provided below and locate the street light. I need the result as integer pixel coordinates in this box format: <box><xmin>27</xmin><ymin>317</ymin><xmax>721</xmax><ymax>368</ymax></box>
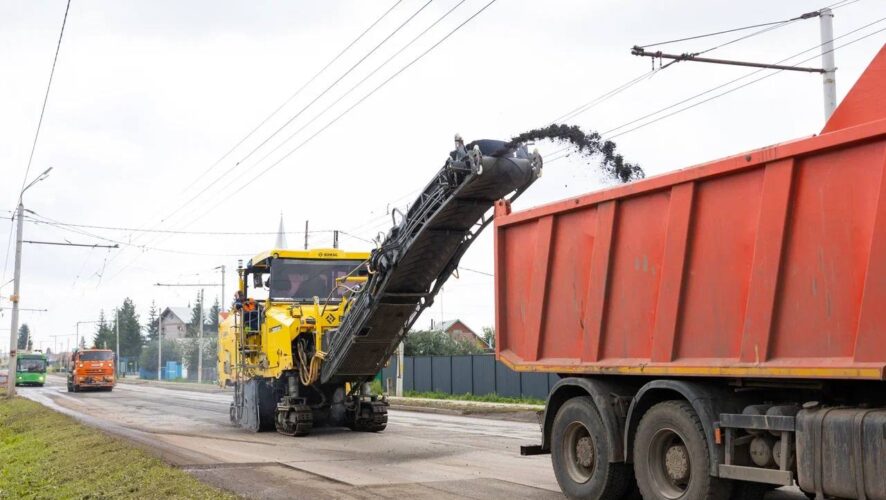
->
<box><xmin>6</xmin><ymin>166</ymin><xmax>51</xmax><ymax>398</ymax></box>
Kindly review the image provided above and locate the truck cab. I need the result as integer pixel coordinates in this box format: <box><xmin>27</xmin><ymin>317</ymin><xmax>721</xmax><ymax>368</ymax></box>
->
<box><xmin>67</xmin><ymin>349</ymin><xmax>115</xmax><ymax>392</ymax></box>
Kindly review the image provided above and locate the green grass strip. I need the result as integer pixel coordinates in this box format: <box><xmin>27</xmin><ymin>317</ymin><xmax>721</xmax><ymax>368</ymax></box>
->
<box><xmin>0</xmin><ymin>397</ymin><xmax>234</xmax><ymax>499</ymax></box>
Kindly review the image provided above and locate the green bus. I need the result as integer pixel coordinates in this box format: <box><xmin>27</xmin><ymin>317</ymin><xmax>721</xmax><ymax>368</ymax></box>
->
<box><xmin>16</xmin><ymin>352</ymin><xmax>47</xmax><ymax>387</ymax></box>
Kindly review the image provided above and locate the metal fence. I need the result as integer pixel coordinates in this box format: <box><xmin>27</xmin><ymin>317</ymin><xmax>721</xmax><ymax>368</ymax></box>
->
<box><xmin>379</xmin><ymin>354</ymin><xmax>558</xmax><ymax>400</ymax></box>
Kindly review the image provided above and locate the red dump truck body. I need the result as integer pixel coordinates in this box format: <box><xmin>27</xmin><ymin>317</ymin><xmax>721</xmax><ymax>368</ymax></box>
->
<box><xmin>497</xmin><ymin>45</ymin><xmax>886</xmax><ymax>500</ymax></box>
<box><xmin>495</xmin><ymin>54</ymin><xmax>886</xmax><ymax>383</ymax></box>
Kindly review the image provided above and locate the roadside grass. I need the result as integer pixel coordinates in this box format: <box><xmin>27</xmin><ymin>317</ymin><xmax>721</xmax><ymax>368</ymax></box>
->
<box><xmin>402</xmin><ymin>390</ymin><xmax>544</xmax><ymax>406</ymax></box>
<box><xmin>0</xmin><ymin>397</ymin><xmax>236</xmax><ymax>499</ymax></box>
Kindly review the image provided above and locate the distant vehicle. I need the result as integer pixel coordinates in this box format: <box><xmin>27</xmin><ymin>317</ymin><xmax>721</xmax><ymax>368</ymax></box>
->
<box><xmin>0</xmin><ymin>368</ymin><xmax>8</xmax><ymax>386</ymax></box>
<box><xmin>67</xmin><ymin>349</ymin><xmax>115</xmax><ymax>392</ymax></box>
<box><xmin>16</xmin><ymin>352</ymin><xmax>47</xmax><ymax>387</ymax></box>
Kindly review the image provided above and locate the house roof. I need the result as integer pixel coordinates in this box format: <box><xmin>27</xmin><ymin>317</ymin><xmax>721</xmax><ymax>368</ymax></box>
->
<box><xmin>162</xmin><ymin>307</ymin><xmax>192</xmax><ymax>323</ymax></box>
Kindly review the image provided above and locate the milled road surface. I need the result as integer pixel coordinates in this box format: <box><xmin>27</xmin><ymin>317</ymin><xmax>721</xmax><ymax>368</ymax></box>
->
<box><xmin>23</xmin><ymin>376</ymin><xmax>560</xmax><ymax>499</ymax></box>
<box><xmin>20</xmin><ymin>376</ymin><xmax>806</xmax><ymax>499</ymax></box>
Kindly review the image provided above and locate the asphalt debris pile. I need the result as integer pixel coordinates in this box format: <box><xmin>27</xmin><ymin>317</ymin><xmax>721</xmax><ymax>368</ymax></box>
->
<box><xmin>504</xmin><ymin>124</ymin><xmax>645</xmax><ymax>183</ymax></box>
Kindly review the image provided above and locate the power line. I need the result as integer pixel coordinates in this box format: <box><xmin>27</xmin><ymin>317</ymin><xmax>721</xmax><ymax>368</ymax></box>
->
<box><xmin>150</xmin><ymin>0</ymin><xmax>435</xmax><ymax>236</ymax></box>
<box><xmin>552</xmin><ymin>1</ymin><xmax>854</xmax><ymax>128</ymax></box>
<box><xmin>105</xmin><ymin>0</ymin><xmax>501</xmax><ymax>282</ymax></box>
<box><xmin>636</xmin><ymin>1</ymin><xmax>852</xmax><ymax>49</ymax></box>
<box><xmin>176</xmin><ymin>1</ymin><xmax>405</xmax><ymax>197</ymax></box>
<box><xmin>226</xmin><ymin>0</ymin><xmax>472</xmax><ymax>201</ymax></box>
<box><xmin>605</xmin><ymin>18</ymin><xmax>886</xmax><ymax>140</ymax></box>
<box><xmin>111</xmin><ymin>1</ymin><xmax>405</xmax><ymax>259</ymax></box>
<box><xmin>3</xmin><ymin>213</ymin><xmax>365</xmax><ymax>237</ymax></box>
<box><xmin>3</xmin><ymin>0</ymin><xmax>71</xmax><ymax>292</ymax></box>
<box><xmin>18</xmin><ymin>0</ymin><xmax>71</xmax><ymax>199</ymax></box>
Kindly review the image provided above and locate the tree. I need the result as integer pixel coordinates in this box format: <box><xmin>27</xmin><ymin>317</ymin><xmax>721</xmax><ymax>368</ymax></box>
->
<box><xmin>92</xmin><ymin>310</ymin><xmax>114</xmax><ymax>349</ymax></box>
<box><xmin>112</xmin><ymin>298</ymin><xmax>143</xmax><ymax>359</ymax></box>
<box><xmin>183</xmin><ymin>291</ymin><xmax>214</xmax><ymax>380</ymax></box>
<box><xmin>208</xmin><ymin>297</ymin><xmax>220</xmax><ymax>331</ymax></box>
<box><xmin>139</xmin><ymin>338</ymin><xmax>183</xmax><ymax>373</ymax></box>
<box><xmin>17</xmin><ymin>324</ymin><xmax>32</xmax><ymax>351</ymax></box>
<box><xmin>145</xmin><ymin>301</ymin><xmax>159</xmax><ymax>342</ymax></box>
<box><xmin>187</xmin><ymin>291</ymin><xmax>205</xmax><ymax>338</ymax></box>
<box><xmin>482</xmin><ymin>326</ymin><xmax>495</xmax><ymax>350</ymax></box>
<box><xmin>404</xmin><ymin>330</ymin><xmax>485</xmax><ymax>356</ymax></box>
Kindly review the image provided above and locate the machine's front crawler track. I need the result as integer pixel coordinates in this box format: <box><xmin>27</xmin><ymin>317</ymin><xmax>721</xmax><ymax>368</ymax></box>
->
<box><xmin>321</xmin><ymin>137</ymin><xmax>542</xmax><ymax>385</ymax></box>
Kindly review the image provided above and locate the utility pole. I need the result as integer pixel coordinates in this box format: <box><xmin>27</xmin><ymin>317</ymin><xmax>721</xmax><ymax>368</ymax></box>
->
<box><xmin>214</xmin><ymin>265</ymin><xmax>226</xmax><ymax>312</ymax></box>
<box><xmin>154</xmin><ymin>282</ymin><xmax>222</xmax><ymax>382</ymax></box>
<box><xmin>304</xmin><ymin>220</ymin><xmax>309</xmax><ymax>250</ymax></box>
<box><xmin>7</xmin><ymin>167</ymin><xmax>51</xmax><ymax>398</ymax></box>
<box><xmin>396</xmin><ymin>340</ymin><xmax>404</xmax><ymax>397</ymax></box>
<box><xmin>333</xmin><ymin>230</ymin><xmax>339</xmax><ymax>249</ymax></box>
<box><xmin>198</xmin><ymin>288</ymin><xmax>204</xmax><ymax>384</ymax></box>
<box><xmin>631</xmin><ymin>8</ymin><xmax>838</xmax><ymax>125</ymax></box>
<box><xmin>6</xmin><ymin>203</ymin><xmax>24</xmax><ymax>397</ymax></box>
<box><xmin>115</xmin><ymin>308</ymin><xmax>120</xmax><ymax>376</ymax></box>
<box><xmin>820</xmin><ymin>7</ymin><xmax>837</xmax><ymax>120</ymax></box>
<box><xmin>158</xmin><ymin>308</ymin><xmax>163</xmax><ymax>381</ymax></box>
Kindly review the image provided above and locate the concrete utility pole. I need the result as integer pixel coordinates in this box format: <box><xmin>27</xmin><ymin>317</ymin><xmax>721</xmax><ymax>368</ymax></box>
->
<box><xmin>6</xmin><ymin>203</ymin><xmax>24</xmax><ymax>398</ymax></box>
<box><xmin>215</xmin><ymin>265</ymin><xmax>226</xmax><ymax>312</ymax></box>
<box><xmin>631</xmin><ymin>8</ymin><xmax>838</xmax><ymax>125</ymax></box>
<box><xmin>304</xmin><ymin>220</ymin><xmax>309</xmax><ymax>249</ymax></box>
<box><xmin>115</xmin><ymin>308</ymin><xmax>120</xmax><ymax>376</ymax></box>
<box><xmin>396</xmin><ymin>340</ymin><xmax>404</xmax><ymax>397</ymax></box>
<box><xmin>198</xmin><ymin>288</ymin><xmax>204</xmax><ymax>384</ymax></box>
<box><xmin>158</xmin><ymin>308</ymin><xmax>163</xmax><ymax>381</ymax></box>
<box><xmin>819</xmin><ymin>7</ymin><xmax>837</xmax><ymax>120</ymax></box>
<box><xmin>7</xmin><ymin>167</ymin><xmax>51</xmax><ymax>398</ymax></box>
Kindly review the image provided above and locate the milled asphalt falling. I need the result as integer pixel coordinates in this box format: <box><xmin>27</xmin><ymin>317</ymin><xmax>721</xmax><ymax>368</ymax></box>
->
<box><xmin>21</xmin><ymin>376</ymin><xmax>806</xmax><ymax>499</ymax></box>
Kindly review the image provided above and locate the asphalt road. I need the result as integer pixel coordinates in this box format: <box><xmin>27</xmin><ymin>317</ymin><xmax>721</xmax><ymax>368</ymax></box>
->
<box><xmin>20</xmin><ymin>376</ymin><xmax>807</xmax><ymax>499</ymax></box>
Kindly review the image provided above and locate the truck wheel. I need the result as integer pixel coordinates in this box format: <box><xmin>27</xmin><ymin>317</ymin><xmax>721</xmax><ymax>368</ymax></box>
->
<box><xmin>633</xmin><ymin>401</ymin><xmax>731</xmax><ymax>500</ymax></box>
<box><xmin>551</xmin><ymin>396</ymin><xmax>631</xmax><ymax>499</ymax></box>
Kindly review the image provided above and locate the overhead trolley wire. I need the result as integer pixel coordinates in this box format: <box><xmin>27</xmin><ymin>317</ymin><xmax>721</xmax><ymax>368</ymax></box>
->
<box><xmin>3</xmin><ymin>0</ymin><xmax>72</xmax><ymax>289</ymax></box>
<box><xmin>176</xmin><ymin>0</ymin><xmax>405</xmax><ymax>196</ymax></box>
<box><xmin>106</xmin><ymin>0</ymin><xmax>502</xmax><ymax>283</ymax></box>
<box><xmin>150</xmin><ymin>0</ymin><xmax>436</xmax><ymax>235</ymax></box>
<box><xmin>111</xmin><ymin>1</ymin><xmax>405</xmax><ymax>257</ymax></box>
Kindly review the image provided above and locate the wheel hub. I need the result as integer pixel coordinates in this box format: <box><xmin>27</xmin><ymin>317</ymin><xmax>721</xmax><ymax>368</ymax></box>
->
<box><xmin>664</xmin><ymin>444</ymin><xmax>689</xmax><ymax>482</ymax></box>
<box><xmin>575</xmin><ymin>436</ymin><xmax>595</xmax><ymax>468</ymax></box>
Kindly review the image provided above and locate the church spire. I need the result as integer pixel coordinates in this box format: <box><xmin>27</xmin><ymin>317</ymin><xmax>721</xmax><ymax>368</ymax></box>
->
<box><xmin>275</xmin><ymin>213</ymin><xmax>288</xmax><ymax>249</ymax></box>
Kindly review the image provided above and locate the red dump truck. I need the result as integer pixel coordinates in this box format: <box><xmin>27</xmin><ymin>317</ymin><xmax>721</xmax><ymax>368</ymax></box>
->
<box><xmin>496</xmin><ymin>46</ymin><xmax>886</xmax><ymax>499</ymax></box>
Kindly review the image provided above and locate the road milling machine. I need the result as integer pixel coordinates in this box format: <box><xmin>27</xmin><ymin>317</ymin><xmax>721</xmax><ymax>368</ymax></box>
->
<box><xmin>218</xmin><ymin>136</ymin><xmax>542</xmax><ymax>436</ymax></box>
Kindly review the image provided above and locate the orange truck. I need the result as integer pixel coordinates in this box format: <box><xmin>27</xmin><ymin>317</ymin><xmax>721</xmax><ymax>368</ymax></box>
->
<box><xmin>500</xmin><ymin>46</ymin><xmax>886</xmax><ymax>499</ymax></box>
<box><xmin>67</xmin><ymin>348</ymin><xmax>115</xmax><ymax>392</ymax></box>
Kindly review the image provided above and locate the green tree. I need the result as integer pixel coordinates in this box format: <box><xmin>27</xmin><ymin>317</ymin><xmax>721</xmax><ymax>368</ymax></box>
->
<box><xmin>17</xmin><ymin>324</ymin><xmax>31</xmax><ymax>351</ymax></box>
<box><xmin>144</xmin><ymin>301</ymin><xmax>159</xmax><ymax>342</ymax></box>
<box><xmin>139</xmin><ymin>338</ymin><xmax>183</xmax><ymax>373</ymax></box>
<box><xmin>111</xmin><ymin>298</ymin><xmax>143</xmax><ymax>359</ymax></box>
<box><xmin>92</xmin><ymin>311</ymin><xmax>114</xmax><ymax>349</ymax></box>
<box><xmin>208</xmin><ymin>297</ymin><xmax>220</xmax><ymax>331</ymax></box>
<box><xmin>482</xmin><ymin>326</ymin><xmax>495</xmax><ymax>350</ymax></box>
<box><xmin>187</xmin><ymin>292</ymin><xmax>205</xmax><ymax>338</ymax></box>
<box><xmin>404</xmin><ymin>330</ymin><xmax>485</xmax><ymax>356</ymax></box>
<box><xmin>183</xmin><ymin>292</ymin><xmax>214</xmax><ymax>380</ymax></box>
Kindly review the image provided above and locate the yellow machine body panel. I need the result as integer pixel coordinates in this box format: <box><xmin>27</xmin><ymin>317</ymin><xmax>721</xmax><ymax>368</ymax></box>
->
<box><xmin>217</xmin><ymin>248</ymin><xmax>369</xmax><ymax>387</ymax></box>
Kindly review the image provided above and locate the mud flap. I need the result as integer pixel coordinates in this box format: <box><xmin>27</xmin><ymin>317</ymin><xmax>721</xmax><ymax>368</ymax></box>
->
<box><xmin>239</xmin><ymin>378</ymin><xmax>277</xmax><ymax>432</ymax></box>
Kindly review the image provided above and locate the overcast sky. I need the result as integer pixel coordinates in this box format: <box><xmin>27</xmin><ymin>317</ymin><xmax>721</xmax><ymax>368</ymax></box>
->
<box><xmin>1</xmin><ymin>0</ymin><xmax>884</xmax><ymax>353</ymax></box>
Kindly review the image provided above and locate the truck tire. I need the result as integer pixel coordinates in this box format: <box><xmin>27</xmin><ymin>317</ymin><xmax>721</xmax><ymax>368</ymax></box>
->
<box><xmin>633</xmin><ymin>400</ymin><xmax>731</xmax><ymax>500</ymax></box>
<box><xmin>551</xmin><ymin>396</ymin><xmax>631</xmax><ymax>500</ymax></box>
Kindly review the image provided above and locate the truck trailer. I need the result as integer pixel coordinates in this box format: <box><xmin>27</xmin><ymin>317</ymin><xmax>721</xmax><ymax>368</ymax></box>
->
<box><xmin>499</xmin><ymin>46</ymin><xmax>886</xmax><ymax>499</ymax></box>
